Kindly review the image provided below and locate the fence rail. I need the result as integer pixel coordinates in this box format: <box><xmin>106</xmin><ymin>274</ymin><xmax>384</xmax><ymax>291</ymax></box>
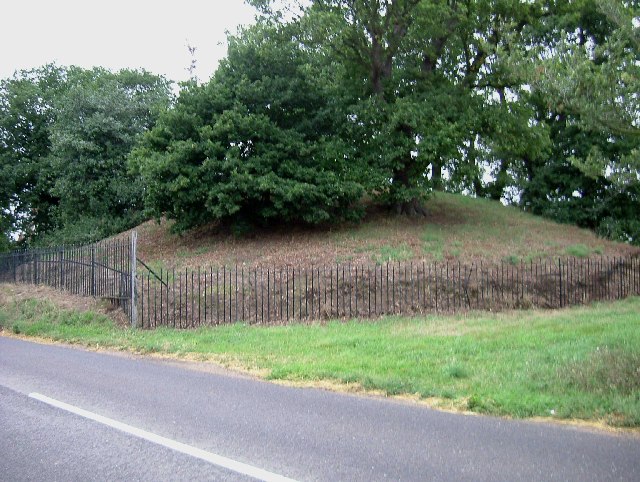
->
<box><xmin>0</xmin><ymin>238</ymin><xmax>134</xmax><ymax>321</ymax></box>
<box><xmin>136</xmin><ymin>256</ymin><xmax>640</xmax><ymax>329</ymax></box>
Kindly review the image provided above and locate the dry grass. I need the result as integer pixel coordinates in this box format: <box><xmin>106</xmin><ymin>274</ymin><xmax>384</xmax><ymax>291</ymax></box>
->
<box><xmin>115</xmin><ymin>192</ymin><xmax>639</xmax><ymax>269</ymax></box>
<box><xmin>0</xmin><ymin>283</ymin><xmax>129</xmax><ymax>327</ymax></box>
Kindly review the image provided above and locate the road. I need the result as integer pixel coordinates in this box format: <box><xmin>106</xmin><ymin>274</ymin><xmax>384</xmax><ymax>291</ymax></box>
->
<box><xmin>0</xmin><ymin>336</ymin><xmax>638</xmax><ymax>481</ymax></box>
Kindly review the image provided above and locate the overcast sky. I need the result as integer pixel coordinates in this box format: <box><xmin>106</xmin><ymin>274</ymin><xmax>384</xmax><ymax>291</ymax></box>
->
<box><xmin>1</xmin><ymin>0</ymin><xmax>257</xmax><ymax>83</ymax></box>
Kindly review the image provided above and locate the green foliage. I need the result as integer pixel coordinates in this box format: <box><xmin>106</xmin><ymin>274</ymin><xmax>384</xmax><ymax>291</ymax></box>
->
<box><xmin>49</xmin><ymin>68</ymin><xmax>171</xmax><ymax>234</ymax></box>
<box><xmin>515</xmin><ymin>100</ymin><xmax>640</xmax><ymax>246</ymax></box>
<box><xmin>2</xmin><ymin>1</ymin><xmax>638</xmax><ymax>248</ymax></box>
<box><xmin>597</xmin><ymin>217</ymin><xmax>640</xmax><ymax>246</ymax></box>
<box><xmin>0</xmin><ymin>214</ymin><xmax>12</xmax><ymax>252</ymax></box>
<box><xmin>0</xmin><ymin>64</ymin><xmax>64</xmax><ymax>238</ymax></box>
<box><xmin>564</xmin><ymin>244</ymin><xmax>590</xmax><ymax>258</ymax></box>
<box><xmin>298</xmin><ymin>0</ymin><xmax>491</xmax><ymax>211</ymax></box>
<box><xmin>515</xmin><ymin>0</ymin><xmax>640</xmax><ymax>245</ymax></box>
<box><xmin>33</xmin><ymin>213</ymin><xmax>146</xmax><ymax>247</ymax></box>
<box><xmin>132</xmin><ymin>22</ymin><xmax>364</xmax><ymax>232</ymax></box>
<box><xmin>0</xmin><ymin>65</ymin><xmax>172</xmax><ymax>245</ymax></box>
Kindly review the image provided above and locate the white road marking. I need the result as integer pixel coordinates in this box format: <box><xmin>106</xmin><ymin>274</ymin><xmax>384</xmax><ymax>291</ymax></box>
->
<box><xmin>29</xmin><ymin>392</ymin><xmax>297</xmax><ymax>482</ymax></box>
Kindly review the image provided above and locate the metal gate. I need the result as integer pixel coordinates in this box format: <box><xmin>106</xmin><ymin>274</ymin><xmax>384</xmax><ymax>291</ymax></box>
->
<box><xmin>0</xmin><ymin>234</ymin><xmax>137</xmax><ymax>325</ymax></box>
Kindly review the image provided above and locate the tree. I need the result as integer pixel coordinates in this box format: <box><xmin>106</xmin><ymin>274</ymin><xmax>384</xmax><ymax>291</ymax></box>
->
<box><xmin>243</xmin><ymin>0</ymin><xmax>640</xmax><ymax>244</ymax></box>
<box><xmin>131</xmin><ymin>21</ymin><xmax>364</xmax><ymax>233</ymax></box>
<box><xmin>0</xmin><ymin>65</ymin><xmax>172</xmax><ymax>245</ymax></box>
<box><xmin>532</xmin><ymin>0</ymin><xmax>639</xmax><ymax>183</ymax></box>
<box><xmin>516</xmin><ymin>0</ymin><xmax>640</xmax><ymax>244</ymax></box>
<box><xmin>0</xmin><ymin>214</ymin><xmax>11</xmax><ymax>252</ymax></box>
<box><xmin>0</xmin><ymin>65</ymin><xmax>65</xmax><ymax>239</ymax></box>
<box><xmin>44</xmin><ymin>67</ymin><xmax>172</xmax><ymax>244</ymax></box>
<box><xmin>248</xmin><ymin>1</ymin><xmax>555</xmax><ymax>214</ymax></box>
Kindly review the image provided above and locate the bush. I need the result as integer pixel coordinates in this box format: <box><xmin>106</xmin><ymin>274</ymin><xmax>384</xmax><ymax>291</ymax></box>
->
<box><xmin>131</xmin><ymin>22</ymin><xmax>365</xmax><ymax>233</ymax></box>
<box><xmin>33</xmin><ymin>213</ymin><xmax>144</xmax><ymax>247</ymax></box>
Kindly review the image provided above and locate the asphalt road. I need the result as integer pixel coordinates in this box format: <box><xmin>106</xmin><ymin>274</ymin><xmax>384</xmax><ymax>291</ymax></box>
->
<box><xmin>0</xmin><ymin>336</ymin><xmax>638</xmax><ymax>481</ymax></box>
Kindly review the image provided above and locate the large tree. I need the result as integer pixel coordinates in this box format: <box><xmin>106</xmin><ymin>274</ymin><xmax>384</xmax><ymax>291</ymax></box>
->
<box><xmin>0</xmin><ymin>65</ymin><xmax>172</xmax><ymax>245</ymax></box>
<box><xmin>250</xmin><ymin>0</ymin><xmax>555</xmax><ymax>214</ymax></box>
<box><xmin>131</xmin><ymin>21</ymin><xmax>364</xmax><ymax>233</ymax></box>
<box><xmin>532</xmin><ymin>0</ymin><xmax>639</xmax><ymax>182</ymax></box>
<box><xmin>515</xmin><ymin>0</ymin><xmax>640</xmax><ymax>244</ymax></box>
<box><xmin>0</xmin><ymin>65</ymin><xmax>64</xmax><ymax>239</ymax></box>
<box><xmin>45</xmin><ymin>67</ymin><xmax>172</xmax><ymax>243</ymax></box>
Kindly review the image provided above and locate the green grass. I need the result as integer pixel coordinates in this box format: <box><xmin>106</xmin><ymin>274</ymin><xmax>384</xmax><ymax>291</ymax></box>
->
<box><xmin>372</xmin><ymin>244</ymin><xmax>414</xmax><ymax>264</ymax></box>
<box><xmin>2</xmin><ymin>293</ymin><xmax>639</xmax><ymax>428</ymax></box>
<box><xmin>421</xmin><ymin>229</ymin><xmax>445</xmax><ymax>260</ymax></box>
<box><xmin>504</xmin><ymin>255</ymin><xmax>520</xmax><ymax>265</ymax></box>
<box><xmin>565</xmin><ymin>244</ymin><xmax>592</xmax><ymax>258</ymax></box>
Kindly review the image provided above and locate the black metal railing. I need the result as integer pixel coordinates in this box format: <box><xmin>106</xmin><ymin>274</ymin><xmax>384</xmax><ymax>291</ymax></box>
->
<box><xmin>135</xmin><ymin>256</ymin><xmax>640</xmax><ymax>328</ymax></box>
<box><xmin>3</xmin><ymin>238</ymin><xmax>638</xmax><ymax>329</ymax></box>
<box><xmin>0</xmin><ymin>238</ymin><xmax>134</xmax><ymax>321</ymax></box>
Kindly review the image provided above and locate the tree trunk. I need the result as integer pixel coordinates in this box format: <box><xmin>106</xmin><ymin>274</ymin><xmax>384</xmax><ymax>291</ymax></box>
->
<box><xmin>392</xmin><ymin>159</ymin><xmax>428</xmax><ymax>217</ymax></box>
<box><xmin>431</xmin><ymin>160</ymin><xmax>443</xmax><ymax>191</ymax></box>
<box><xmin>394</xmin><ymin>196</ymin><xmax>428</xmax><ymax>217</ymax></box>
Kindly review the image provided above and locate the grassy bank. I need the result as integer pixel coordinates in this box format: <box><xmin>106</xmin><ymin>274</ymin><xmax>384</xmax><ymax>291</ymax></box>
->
<box><xmin>1</xmin><ymin>284</ymin><xmax>638</xmax><ymax>428</ymax></box>
<box><xmin>127</xmin><ymin>192</ymin><xmax>639</xmax><ymax>269</ymax></box>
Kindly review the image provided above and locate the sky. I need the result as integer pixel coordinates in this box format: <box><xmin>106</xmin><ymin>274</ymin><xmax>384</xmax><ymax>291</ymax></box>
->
<box><xmin>1</xmin><ymin>0</ymin><xmax>257</xmax><ymax>83</ymax></box>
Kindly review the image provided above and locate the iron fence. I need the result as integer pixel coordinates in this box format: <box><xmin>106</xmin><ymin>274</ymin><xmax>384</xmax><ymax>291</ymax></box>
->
<box><xmin>1</xmin><ymin>235</ymin><xmax>638</xmax><ymax>328</ymax></box>
<box><xmin>136</xmin><ymin>256</ymin><xmax>640</xmax><ymax>328</ymax></box>
<box><xmin>0</xmin><ymin>238</ymin><xmax>135</xmax><ymax>321</ymax></box>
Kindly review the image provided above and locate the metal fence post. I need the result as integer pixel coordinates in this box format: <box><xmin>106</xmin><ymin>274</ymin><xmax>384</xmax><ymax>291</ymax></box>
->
<box><xmin>91</xmin><ymin>246</ymin><xmax>96</xmax><ymax>297</ymax></box>
<box><xmin>59</xmin><ymin>248</ymin><xmax>64</xmax><ymax>289</ymax></box>
<box><xmin>131</xmin><ymin>232</ymin><xmax>138</xmax><ymax>328</ymax></box>
<box><xmin>558</xmin><ymin>258</ymin><xmax>563</xmax><ymax>308</ymax></box>
<box><xmin>33</xmin><ymin>251</ymin><xmax>39</xmax><ymax>285</ymax></box>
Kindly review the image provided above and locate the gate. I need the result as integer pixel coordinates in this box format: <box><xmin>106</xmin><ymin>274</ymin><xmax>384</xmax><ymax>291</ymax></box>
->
<box><xmin>0</xmin><ymin>234</ymin><xmax>137</xmax><ymax>325</ymax></box>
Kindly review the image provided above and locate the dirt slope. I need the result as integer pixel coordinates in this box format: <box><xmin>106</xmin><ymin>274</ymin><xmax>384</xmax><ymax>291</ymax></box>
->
<box><xmin>118</xmin><ymin>192</ymin><xmax>639</xmax><ymax>269</ymax></box>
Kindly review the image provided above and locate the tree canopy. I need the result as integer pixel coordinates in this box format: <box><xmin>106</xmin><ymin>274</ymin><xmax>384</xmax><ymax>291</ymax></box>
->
<box><xmin>518</xmin><ymin>0</ymin><xmax>640</xmax><ymax>243</ymax></box>
<box><xmin>0</xmin><ymin>65</ymin><xmax>172</xmax><ymax>245</ymax></box>
<box><xmin>131</xmin><ymin>21</ymin><xmax>364</xmax><ymax>233</ymax></box>
<box><xmin>1</xmin><ymin>0</ymin><xmax>638</xmax><ymax>247</ymax></box>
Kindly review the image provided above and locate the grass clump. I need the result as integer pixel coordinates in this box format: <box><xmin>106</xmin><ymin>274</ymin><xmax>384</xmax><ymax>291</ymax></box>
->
<box><xmin>0</xmin><ymin>296</ymin><xmax>116</xmax><ymax>342</ymax></box>
<box><xmin>565</xmin><ymin>347</ymin><xmax>640</xmax><ymax>396</ymax></box>
<box><xmin>504</xmin><ymin>254</ymin><xmax>520</xmax><ymax>265</ymax></box>
<box><xmin>565</xmin><ymin>244</ymin><xmax>591</xmax><ymax>258</ymax></box>
<box><xmin>372</xmin><ymin>244</ymin><xmax>414</xmax><ymax>264</ymax></box>
<box><xmin>421</xmin><ymin>229</ymin><xmax>444</xmax><ymax>260</ymax></box>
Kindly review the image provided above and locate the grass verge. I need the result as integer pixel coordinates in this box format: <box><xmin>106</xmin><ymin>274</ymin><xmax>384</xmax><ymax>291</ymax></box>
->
<box><xmin>1</xmin><ymin>284</ymin><xmax>638</xmax><ymax>429</ymax></box>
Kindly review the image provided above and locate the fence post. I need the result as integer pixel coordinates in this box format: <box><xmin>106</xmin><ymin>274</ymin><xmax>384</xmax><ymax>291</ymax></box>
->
<box><xmin>91</xmin><ymin>246</ymin><xmax>96</xmax><ymax>297</ymax></box>
<box><xmin>59</xmin><ymin>248</ymin><xmax>64</xmax><ymax>289</ymax></box>
<box><xmin>130</xmin><ymin>232</ymin><xmax>138</xmax><ymax>328</ymax></box>
<box><xmin>33</xmin><ymin>251</ymin><xmax>39</xmax><ymax>285</ymax></box>
<box><xmin>558</xmin><ymin>258</ymin><xmax>563</xmax><ymax>308</ymax></box>
<box><xmin>619</xmin><ymin>257</ymin><xmax>624</xmax><ymax>299</ymax></box>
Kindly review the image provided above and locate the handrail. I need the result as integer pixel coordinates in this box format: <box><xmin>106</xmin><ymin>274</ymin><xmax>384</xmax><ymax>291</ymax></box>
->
<box><xmin>136</xmin><ymin>257</ymin><xmax>169</xmax><ymax>288</ymax></box>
